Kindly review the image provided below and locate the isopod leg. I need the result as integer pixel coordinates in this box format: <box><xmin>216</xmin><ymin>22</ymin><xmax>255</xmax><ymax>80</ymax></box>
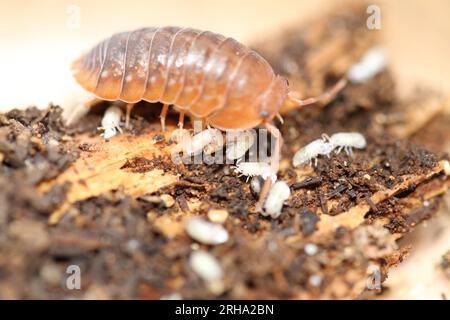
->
<box><xmin>178</xmin><ymin>111</ymin><xmax>185</xmax><ymax>129</ymax></box>
<box><xmin>125</xmin><ymin>103</ymin><xmax>135</xmax><ymax>129</ymax></box>
<box><xmin>63</xmin><ymin>97</ymin><xmax>102</xmax><ymax>126</ymax></box>
<box><xmin>159</xmin><ymin>104</ymin><xmax>170</xmax><ymax>132</ymax></box>
<box><xmin>346</xmin><ymin>146</ymin><xmax>353</xmax><ymax>156</ymax></box>
<box><xmin>276</xmin><ymin>113</ymin><xmax>284</xmax><ymax>124</ymax></box>
<box><xmin>280</xmin><ymin>77</ymin><xmax>347</xmax><ymax>114</ymax></box>
<box><xmin>265</xmin><ymin>122</ymin><xmax>283</xmax><ymax>174</ymax></box>
<box><xmin>256</xmin><ymin>178</ymin><xmax>272</xmax><ymax>212</ymax></box>
<box><xmin>254</xmin><ymin>122</ymin><xmax>283</xmax><ymax>212</ymax></box>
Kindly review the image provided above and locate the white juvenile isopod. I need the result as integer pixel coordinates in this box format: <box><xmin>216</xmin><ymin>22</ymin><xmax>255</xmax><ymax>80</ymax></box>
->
<box><xmin>99</xmin><ymin>105</ymin><xmax>123</xmax><ymax>139</ymax></box>
<box><xmin>171</xmin><ymin>128</ymin><xmax>192</xmax><ymax>143</ymax></box>
<box><xmin>292</xmin><ymin>139</ymin><xmax>335</xmax><ymax>167</ymax></box>
<box><xmin>203</xmin><ymin>129</ymin><xmax>225</xmax><ymax>155</ymax></box>
<box><xmin>322</xmin><ymin>132</ymin><xmax>367</xmax><ymax>155</ymax></box>
<box><xmin>233</xmin><ymin>161</ymin><xmax>277</xmax><ymax>182</ymax></box>
<box><xmin>184</xmin><ymin>128</ymin><xmax>223</xmax><ymax>155</ymax></box>
<box><xmin>347</xmin><ymin>47</ymin><xmax>388</xmax><ymax>83</ymax></box>
<box><xmin>225</xmin><ymin>130</ymin><xmax>255</xmax><ymax>161</ymax></box>
<box><xmin>262</xmin><ymin>181</ymin><xmax>291</xmax><ymax>219</ymax></box>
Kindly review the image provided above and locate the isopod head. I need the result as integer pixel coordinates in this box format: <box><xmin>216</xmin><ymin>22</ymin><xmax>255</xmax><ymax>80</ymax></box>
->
<box><xmin>206</xmin><ymin>75</ymin><xmax>289</xmax><ymax>130</ymax></box>
<box><xmin>256</xmin><ymin>76</ymin><xmax>289</xmax><ymax>123</ymax></box>
<box><xmin>103</xmin><ymin>128</ymin><xmax>118</xmax><ymax>139</ymax></box>
<box><xmin>329</xmin><ymin>132</ymin><xmax>367</xmax><ymax>149</ymax></box>
<box><xmin>349</xmin><ymin>133</ymin><xmax>367</xmax><ymax>149</ymax></box>
<box><xmin>292</xmin><ymin>148</ymin><xmax>310</xmax><ymax>167</ymax></box>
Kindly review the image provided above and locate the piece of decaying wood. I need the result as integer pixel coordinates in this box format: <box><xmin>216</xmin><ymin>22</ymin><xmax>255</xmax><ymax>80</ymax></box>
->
<box><xmin>39</xmin><ymin>124</ymin><xmax>180</xmax><ymax>225</ymax></box>
<box><xmin>284</xmin><ymin>160</ymin><xmax>449</xmax><ymax>244</ymax></box>
<box><xmin>315</xmin><ymin>161</ymin><xmax>448</xmax><ymax>237</ymax></box>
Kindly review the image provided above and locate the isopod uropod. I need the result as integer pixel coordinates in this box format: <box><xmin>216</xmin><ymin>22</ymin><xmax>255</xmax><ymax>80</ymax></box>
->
<box><xmin>69</xmin><ymin>26</ymin><xmax>346</xmax><ymax>210</ymax></box>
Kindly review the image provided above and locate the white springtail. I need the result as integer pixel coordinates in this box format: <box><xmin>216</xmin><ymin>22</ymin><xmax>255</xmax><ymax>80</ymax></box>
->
<box><xmin>322</xmin><ymin>132</ymin><xmax>367</xmax><ymax>155</ymax></box>
<box><xmin>292</xmin><ymin>139</ymin><xmax>334</xmax><ymax>167</ymax></box>
<box><xmin>234</xmin><ymin>161</ymin><xmax>277</xmax><ymax>182</ymax></box>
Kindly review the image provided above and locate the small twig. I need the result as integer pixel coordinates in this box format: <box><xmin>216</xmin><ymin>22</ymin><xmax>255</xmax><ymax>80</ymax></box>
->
<box><xmin>292</xmin><ymin>176</ymin><xmax>322</xmax><ymax>190</ymax></box>
<box><xmin>318</xmin><ymin>192</ymin><xmax>328</xmax><ymax>215</ymax></box>
<box><xmin>176</xmin><ymin>195</ymin><xmax>189</xmax><ymax>213</ymax></box>
<box><xmin>327</xmin><ymin>184</ymin><xmax>347</xmax><ymax>199</ymax></box>
<box><xmin>174</xmin><ymin>180</ymin><xmax>206</xmax><ymax>189</ymax></box>
<box><xmin>364</xmin><ymin>194</ymin><xmax>378</xmax><ymax>213</ymax></box>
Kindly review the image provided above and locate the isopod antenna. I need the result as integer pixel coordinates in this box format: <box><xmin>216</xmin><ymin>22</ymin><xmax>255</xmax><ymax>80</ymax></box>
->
<box><xmin>279</xmin><ymin>77</ymin><xmax>347</xmax><ymax>114</ymax></box>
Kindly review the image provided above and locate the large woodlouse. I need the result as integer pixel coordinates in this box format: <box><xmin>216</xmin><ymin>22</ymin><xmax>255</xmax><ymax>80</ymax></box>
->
<box><xmin>70</xmin><ymin>26</ymin><xmax>346</xmax><ymax>210</ymax></box>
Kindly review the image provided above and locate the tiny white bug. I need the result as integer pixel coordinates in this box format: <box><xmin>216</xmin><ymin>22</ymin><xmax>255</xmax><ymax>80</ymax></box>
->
<box><xmin>322</xmin><ymin>132</ymin><xmax>367</xmax><ymax>155</ymax></box>
<box><xmin>185</xmin><ymin>217</ymin><xmax>229</xmax><ymax>245</ymax></box>
<box><xmin>225</xmin><ymin>130</ymin><xmax>255</xmax><ymax>160</ymax></box>
<box><xmin>189</xmin><ymin>250</ymin><xmax>223</xmax><ymax>282</ymax></box>
<box><xmin>262</xmin><ymin>181</ymin><xmax>291</xmax><ymax>219</ymax></box>
<box><xmin>309</xmin><ymin>274</ymin><xmax>323</xmax><ymax>287</ymax></box>
<box><xmin>203</xmin><ymin>129</ymin><xmax>225</xmax><ymax>155</ymax></box>
<box><xmin>184</xmin><ymin>128</ymin><xmax>223</xmax><ymax>155</ymax></box>
<box><xmin>99</xmin><ymin>105</ymin><xmax>123</xmax><ymax>139</ymax></box>
<box><xmin>292</xmin><ymin>139</ymin><xmax>334</xmax><ymax>167</ymax></box>
<box><xmin>233</xmin><ymin>161</ymin><xmax>277</xmax><ymax>182</ymax></box>
<box><xmin>171</xmin><ymin>128</ymin><xmax>191</xmax><ymax>143</ymax></box>
<box><xmin>304</xmin><ymin>243</ymin><xmax>319</xmax><ymax>256</ymax></box>
<box><xmin>347</xmin><ymin>47</ymin><xmax>388</xmax><ymax>83</ymax></box>
<box><xmin>171</xmin><ymin>128</ymin><xmax>194</xmax><ymax>156</ymax></box>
